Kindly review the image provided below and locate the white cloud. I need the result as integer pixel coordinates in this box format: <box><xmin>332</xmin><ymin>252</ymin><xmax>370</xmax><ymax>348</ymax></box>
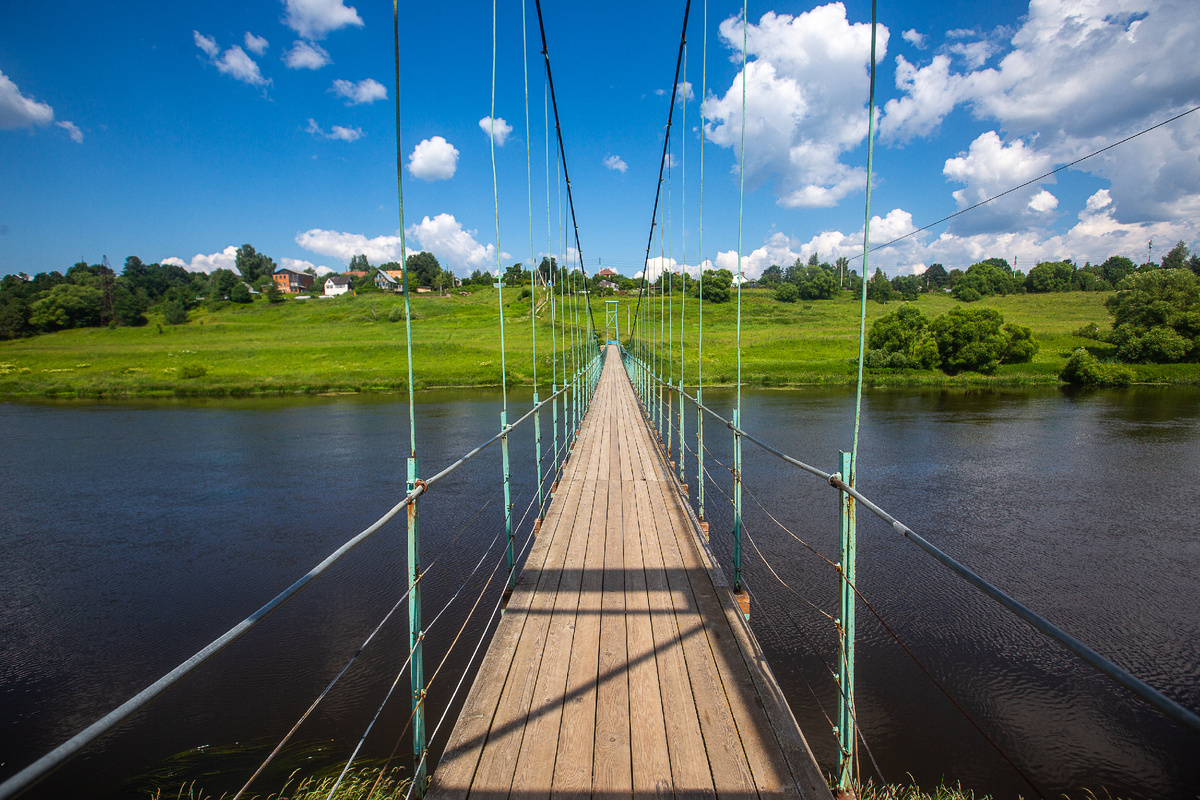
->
<box><xmin>306</xmin><ymin>118</ymin><xmax>363</xmax><ymax>142</ymax></box>
<box><xmin>604</xmin><ymin>154</ymin><xmax>628</xmax><ymax>172</ymax></box>
<box><xmin>214</xmin><ymin>45</ymin><xmax>269</xmax><ymax>87</ymax></box>
<box><xmin>332</xmin><ymin>78</ymin><xmax>386</xmax><ymax>105</ymax></box>
<box><xmin>948</xmin><ymin>39</ymin><xmax>996</xmax><ymax>68</ymax></box>
<box><xmin>902</xmin><ymin>29</ymin><xmax>926</xmax><ymax>49</ymax></box>
<box><xmin>55</xmin><ymin>120</ymin><xmax>83</xmax><ymax>143</ymax></box>
<box><xmin>283</xmin><ymin>0</ymin><xmax>364</xmax><ymax>40</ymax></box>
<box><xmin>296</xmin><ymin>229</ymin><xmax>406</xmax><ymax>264</ymax></box>
<box><xmin>408</xmin><ymin>136</ymin><xmax>458</xmax><ymax>180</ymax></box>
<box><xmin>194</xmin><ymin>33</ymin><xmax>270</xmax><ymax>88</ymax></box>
<box><xmin>664</xmin><ymin>153</ymin><xmax>679</xmax><ymax>169</ymax></box>
<box><xmin>163</xmin><ymin>246</ymin><xmax>239</xmax><ymax>274</ymax></box>
<box><xmin>296</xmin><ymin>213</ymin><xmax>502</xmax><ymax>272</ymax></box>
<box><xmin>244</xmin><ymin>32</ymin><xmax>269</xmax><ymax>55</ymax></box>
<box><xmin>882</xmin><ymin>0</ymin><xmax>1200</xmax><ymax>223</ymax></box>
<box><xmin>407</xmin><ymin>213</ymin><xmax>503</xmax><ymax>271</ymax></box>
<box><xmin>193</xmin><ymin>31</ymin><xmax>220</xmax><ymax>59</ymax></box>
<box><xmin>703</xmin><ymin>5</ymin><xmax>887</xmax><ymax>209</ymax></box>
<box><xmin>0</xmin><ymin>71</ymin><xmax>55</xmax><ymax>130</ymax></box>
<box><xmin>1028</xmin><ymin>189</ymin><xmax>1058</xmax><ymax>213</ymax></box>
<box><xmin>283</xmin><ymin>40</ymin><xmax>332</xmax><ymax>69</ymax></box>
<box><xmin>479</xmin><ymin>116</ymin><xmax>513</xmax><ymax>145</ymax></box>
<box><xmin>942</xmin><ymin>130</ymin><xmax>1056</xmax><ymax>234</ymax></box>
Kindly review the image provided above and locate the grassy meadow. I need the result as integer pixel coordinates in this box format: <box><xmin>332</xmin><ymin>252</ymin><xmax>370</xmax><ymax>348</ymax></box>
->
<box><xmin>0</xmin><ymin>285</ymin><xmax>1195</xmax><ymax>398</ymax></box>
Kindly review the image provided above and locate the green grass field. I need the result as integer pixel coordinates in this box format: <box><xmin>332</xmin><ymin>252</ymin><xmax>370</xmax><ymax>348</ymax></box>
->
<box><xmin>1</xmin><ymin>287</ymin><xmax>1195</xmax><ymax>398</ymax></box>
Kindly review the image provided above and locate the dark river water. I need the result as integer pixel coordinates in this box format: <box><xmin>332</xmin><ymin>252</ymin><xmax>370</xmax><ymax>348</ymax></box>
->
<box><xmin>1</xmin><ymin>383</ymin><xmax>1198</xmax><ymax>799</ymax></box>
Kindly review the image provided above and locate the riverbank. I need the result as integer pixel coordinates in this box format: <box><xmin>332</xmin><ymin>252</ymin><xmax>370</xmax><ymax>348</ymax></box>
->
<box><xmin>2</xmin><ymin>287</ymin><xmax>1196</xmax><ymax>398</ymax></box>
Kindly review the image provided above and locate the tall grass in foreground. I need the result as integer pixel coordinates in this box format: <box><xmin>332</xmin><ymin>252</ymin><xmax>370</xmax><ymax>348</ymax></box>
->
<box><xmin>147</xmin><ymin>766</ymin><xmax>409</xmax><ymax>800</ymax></box>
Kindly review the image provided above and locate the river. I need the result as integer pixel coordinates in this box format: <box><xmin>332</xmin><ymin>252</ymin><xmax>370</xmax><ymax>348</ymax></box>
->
<box><xmin>1</xmin><ymin>384</ymin><xmax>1197</xmax><ymax>799</ymax></box>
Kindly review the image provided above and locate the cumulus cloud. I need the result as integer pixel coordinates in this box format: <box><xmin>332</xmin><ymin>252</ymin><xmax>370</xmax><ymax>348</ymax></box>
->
<box><xmin>408</xmin><ymin>136</ymin><xmax>458</xmax><ymax>180</ymax></box>
<box><xmin>163</xmin><ymin>246</ymin><xmax>239</xmax><ymax>274</ymax></box>
<box><xmin>902</xmin><ymin>29</ymin><xmax>927</xmax><ymax>48</ymax></box>
<box><xmin>604</xmin><ymin>154</ymin><xmax>628</xmax><ymax>172</ymax></box>
<box><xmin>244</xmin><ymin>32</ymin><xmax>269</xmax><ymax>55</ymax></box>
<box><xmin>942</xmin><ymin>130</ymin><xmax>1056</xmax><ymax>234</ymax></box>
<box><xmin>306</xmin><ymin>118</ymin><xmax>362</xmax><ymax>141</ymax></box>
<box><xmin>283</xmin><ymin>0</ymin><xmax>364</xmax><ymax>39</ymax></box>
<box><xmin>479</xmin><ymin>116</ymin><xmax>513</xmax><ymax>145</ymax></box>
<box><xmin>0</xmin><ymin>71</ymin><xmax>55</xmax><ymax>130</ymax></box>
<box><xmin>296</xmin><ymin>213</ymin><xmax>502</xmax><ymax>272</ymax></box>
<box><xmin>407</xmin><ymin>213</ymin><xmax>503</xmax><ymax>271</ymax></box>
<box><xmin>55</xmin><ymin>120</ymin><xmax>83</xmax><ymax>143</ymax></box>
<box><xmin>283</xmin><ymin>40</ymin><xmax>332</xmax><ymax>69</ymax></box>
<box><xmin>881</xmin><ymin>0</ymin><xmax>1200</xmax><ymax>223</ymax></box>
<box><xmin>195</xmin><ymin>32</ymin><xmax>270</xmax><ymax>87</ymax></box>
<box><xmin>703</xmin><ymin>6</ymin><xmax>886</xmax><ymax>209</ymax></box>
<box><xmin>332</xmin><ymin>78</ymin><xmax>386</xmax><ymax>104</ymax></box>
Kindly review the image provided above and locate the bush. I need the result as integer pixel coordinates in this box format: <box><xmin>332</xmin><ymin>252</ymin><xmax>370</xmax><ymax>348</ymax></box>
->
<box><xmin>179</xmin><ymin>364</ymin><xmax>207</xmax><ymax>379</ymax></box>
<box><xmin>1105</xmin><ymin>269</ymin><xmax>1200</xmax><ymax>362</ymax></box>
<box><xmin>774</xmin><ymin>283</ymin><xmax>799</xmax><ymax>303</ymax></box>
<box><xmin>865</xmin><ymin>304</ymin><xmax>939</xmax><ymax>370</ymax></box>
<box><xmin>1072</xmin><ymin>322</ymin><xmax>1104</xmax><ymax>340</ymax></box>
<box><xmin>1060</xmin><ymin>348</ymin><xmax>1133</xmax><ymax>386</ymax></box>
<box><xmin>952</xmin><ymin>285</ymin><xmax>982</xmax><ymax>302</ymax></box>
<box><xmin>930</xmin><ymin>306</ymin><xmax>1038</xmax><ymax>374</ymax></box>
<box><xmin>162</xmin><ymin>301</ymin><xmax>188</xmax><ymax>325</ymax></box>
<box><xmin>388</xmin><ymin>305</ymin><xmax>403</xmax><ymax>323</ymax></box>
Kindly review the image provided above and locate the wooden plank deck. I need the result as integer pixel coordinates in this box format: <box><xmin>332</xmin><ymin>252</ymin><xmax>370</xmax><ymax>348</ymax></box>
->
<box><xmin>428</xmin><ymin>345</ymin><xmax>832</xmax><ymax>800</ymax></box>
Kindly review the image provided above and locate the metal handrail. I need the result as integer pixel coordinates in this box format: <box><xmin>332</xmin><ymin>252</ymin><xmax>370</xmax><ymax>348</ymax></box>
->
<box><xmin>0</xmin><ymin>357</ymin><xmax>602</xmax><ymax>800</ymax></box>
<box><xmin>619</xmin><ymin>345</ymin><xmax>1200</xmax><ymax>739</ymax></box>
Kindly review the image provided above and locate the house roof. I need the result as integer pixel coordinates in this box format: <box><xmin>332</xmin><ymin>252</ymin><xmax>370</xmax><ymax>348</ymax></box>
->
<box><xmin>274</xmin><ymin>268</ymin><xmax>306</xmax><ymax>277</ymax></box>
<box><xmin>326</xmin><ymin>275</ymin><xmax>353</xmax><ymax>286</ymax></box>
<box><xmin>375</xmin><ymin>270</ymin><xmax>399</xmax><ymax>284</ymax></box>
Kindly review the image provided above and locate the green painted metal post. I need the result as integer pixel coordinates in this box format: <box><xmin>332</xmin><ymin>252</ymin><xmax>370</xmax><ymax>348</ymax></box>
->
<box><xmin>696</xmin><ymin>384</ymin><xmax>705</xmax><ymax>529</ymax></box>
<box><xmin>534</xmin><ymin>391</ymin><xmax>543</xmax><ymax>520</ymax></box>
<box><xmin>837</xmin><ymin>450</ymin><xmax>857</xmax><ymax>795</ymax></box>
<box><xmin>552</xmin><ymin>382</ymin><xmax>559</xmax><ymax>484</ymax></box>
<box><xmin>678</xmin><ymin>377</ymin><xmax>686</xmax><ymax>486</ymax></box>
<box><xmin>732</xmin><ymin>409</ymin><xmax>743</xmax><ymax>593</ymax></box>
<box><xmin>501</xmin><ymin>410</ymin><xmax>514</xmax><ymax>589</ymax></box>
<box><xmin>406</xmin><ymin>456</ymin><xmax>427</xmax><ymax>796</ymax></box>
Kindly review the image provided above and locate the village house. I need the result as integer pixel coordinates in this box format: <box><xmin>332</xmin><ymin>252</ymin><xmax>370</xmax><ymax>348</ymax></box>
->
<box><xmin>374</xmin><ymin>270</ymin><xmax>400</xmax><ymax>292</ymax></box>
<box><xmin>324</xmin><ymin>275</ymin><xmax>353</xmax><ymax>296</ymax></box>
<box><xmin>273</xmin><ymin>268</ymin><xmax>314</xmax><ymax>294</ymax></box>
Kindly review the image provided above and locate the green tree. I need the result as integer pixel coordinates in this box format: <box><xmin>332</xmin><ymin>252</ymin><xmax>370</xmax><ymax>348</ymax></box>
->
<box><xmin>28</xmin><ymin>283</ymin><xmax>102</xmax><ymax>331</ymax></box>
<box><xmin>265</xmin><ymin>281</ymin><xmax>285</xmax><ymax>304</ymax></box>
<box><xmin>503</xmin><ymin>262</ymin><xmax>525</xmax><ymax>287</ymax></box>
<box><xmin>1098</xmin><ymin>255</ymin><xmax>1135</xmax><ymax>286</ymax></box>
<box><xmin>406</xmin><ymin>252</ymin><xmax>442</xmax><ymax>287</ymax></box>
<box><xmin>1161</xmin><ymin>241</ymin><xmax>1191</xmax><ymax>272</ymax></box>
<box><xmin>954</xmin><ymin>261</ymin><xmax>1020</xmax><ymax>300</ymax></box>
<box><xmin>209</xmin><ymin>268</ymin><xmax>238</xmax><ymax>299</ymax></box>
<box><xmin>923</xmin><ymin>263</ymin><xmax>949</xmax><ymax>289</ymax></box>
<box><xmin>891</xmin><ymin>274</ymin><xmax>922</xmax><ymax>300</ymax></box>
<box><xmin>798</xmin><ymin>265</ymin><xmax>837</xmax><ymax>300</ymax></box>
<box><xmin>760</xmin><ymin>264</ymin><xmax>783</xmax><ymax>287</ymax></box>
<box><xmin>236</xmin><ymin>244</ymin><xmax>276</xmax><ymax>283</ymax></box>
<box><xmin>700</xmin><ymin>269</ymin><xmax>732</xmax><ymax>303</ymax></box>
<box><xmin>865</xmin><ymin>304</ymin><xmax>939</xmax><ymax>369</ymax></box>
<box><xmin>1060</xmin><ymin>348</ymin><xmax>1134</xmax><ymax>387</ymax></box>
<box><xmin>1025</xmin><ymin>260</ymin><xmax>1076</xmax><ymax>293</ymax></box>
<box><xmin>867</xmin><ymin>268</ymin><xmax>895</xmax><ymax>303</ymax></box>
<box><xmin>230</xmin><ymin>283</ymin><xmax>253</xmax><ymax>304</ymax></box>
<box><xmin>349</xmin><ymin>254</ymin><xmax>371</xmax><ymax>273</ymax></box>
<box><xmin>1105</xmin><ymin>269</ymin><xmax>1200</xmax><ymax>362</ymax></box>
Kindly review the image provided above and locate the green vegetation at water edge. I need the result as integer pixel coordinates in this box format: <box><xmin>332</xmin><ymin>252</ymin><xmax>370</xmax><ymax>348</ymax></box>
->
<box><xmin>2</xmin><ymin>286</ymin><xmax>1199</xmax><ymax>398</ymax></box>
<box><xmin>147</xmin><ymin>766</ymin><xmax>409</xmax><ymax>800</ymax></box>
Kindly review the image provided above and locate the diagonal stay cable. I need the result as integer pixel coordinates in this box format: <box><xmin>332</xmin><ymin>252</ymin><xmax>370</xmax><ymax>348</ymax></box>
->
<box><xmin>231</xmin><ymin>487</ymin><xmax>504</xmax><ymax>799</ymax></box>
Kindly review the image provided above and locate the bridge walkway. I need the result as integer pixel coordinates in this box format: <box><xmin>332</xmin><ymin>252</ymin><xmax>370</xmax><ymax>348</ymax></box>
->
<box><xmin>428</xmin><ymin>345</ymin><xmax>832</xmax><ymax>800</ymax></box>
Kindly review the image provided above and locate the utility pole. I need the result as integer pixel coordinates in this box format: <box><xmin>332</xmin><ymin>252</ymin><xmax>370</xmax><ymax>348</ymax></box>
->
<box><xmin>1148</xmin><ymin>240</ymin><xmax>1153</xmax><ymax>268</ymax></box>
<box><xmin>99</xmin><ymin>256</ymin><xmax>116</xmax><ymax>328</ymax></box>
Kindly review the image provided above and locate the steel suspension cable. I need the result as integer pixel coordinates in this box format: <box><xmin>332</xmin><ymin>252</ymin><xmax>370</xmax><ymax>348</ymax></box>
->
<box><xmin>696</xmin><ymin>0</ymin><xmax>707</xmax><ymax>526</ymax></box>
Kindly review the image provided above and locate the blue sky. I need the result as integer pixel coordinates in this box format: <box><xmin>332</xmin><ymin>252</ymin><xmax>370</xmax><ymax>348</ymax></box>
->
<box><xmin>2</xmin><ymin>0</ymin><xmax>1198</xmax><ymax>280</ymax></box>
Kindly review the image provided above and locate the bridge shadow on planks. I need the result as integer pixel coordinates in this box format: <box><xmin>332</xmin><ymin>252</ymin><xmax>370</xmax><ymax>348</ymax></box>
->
<box><xmin>427</xmin><ymin>348</ymin><xmax>833</xmax><ymax>800</ymax></box>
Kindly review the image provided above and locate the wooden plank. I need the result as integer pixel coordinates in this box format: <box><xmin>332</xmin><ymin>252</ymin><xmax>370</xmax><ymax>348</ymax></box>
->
<box><xmin>551</xmin><ymin>476</ymin><xmax>608</xmax><ymax>799</ymax></box>
<box><xmin>623</xmin><ymin>455</ymin><xmax>673</xmax><ymax>800</ymax></box>
<box><xmin>593</xmin><ymin>476</ymin><xmax>632</xmax><ymax>797</ymax></box>
<box><xmin>644</xmin><ymin>476</ymin><xmax>759</xmax><ymax>800</ymax></box>
<box><xmin>662</xmin><ymin>481</ymin><xmax>834</xmax><ymax>800</ymax></box>
<box><xmin>508</xmin><ymin>470</ymin><xmax>603</xmax><ymax>800</ymax></box>
<box><xmin>635</xmin><ymin>479</ymin><xmax>715</xmax><ymax>800</ymax></box>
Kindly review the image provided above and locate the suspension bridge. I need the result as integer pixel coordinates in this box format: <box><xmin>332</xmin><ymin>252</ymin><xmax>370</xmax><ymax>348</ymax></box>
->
<box><xmin>3</xmin><ymin>0</ymin><xmax>1199</xmax><ymax>798</ymax></box>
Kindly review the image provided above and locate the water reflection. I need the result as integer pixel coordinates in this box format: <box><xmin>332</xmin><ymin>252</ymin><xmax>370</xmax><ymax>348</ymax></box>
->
<box><xmin>2</xmin><ymin>385</ymin><xmax>1198</xmax><ymax>799</ymax></box>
